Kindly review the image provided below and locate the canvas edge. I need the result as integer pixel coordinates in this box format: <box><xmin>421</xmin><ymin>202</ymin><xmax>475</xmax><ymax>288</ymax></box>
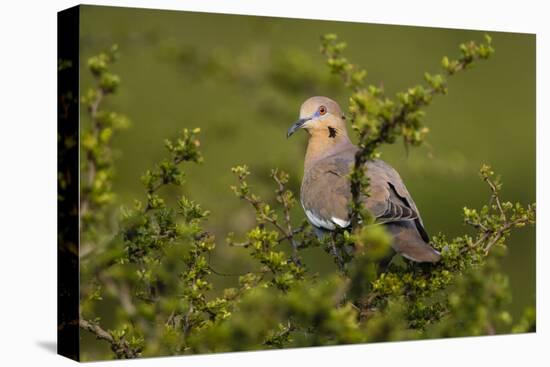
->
<box><xmin>57</xmin><ymin>4</ymin><xmax>81</xmax><ymax>362</ymax></box>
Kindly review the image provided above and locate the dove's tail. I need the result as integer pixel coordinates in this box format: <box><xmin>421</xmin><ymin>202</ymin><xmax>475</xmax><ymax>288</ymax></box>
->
<box><xmin>385</xmin><ymin>221</ymin><xmax>441</xmax><ymax>263</ymax></box>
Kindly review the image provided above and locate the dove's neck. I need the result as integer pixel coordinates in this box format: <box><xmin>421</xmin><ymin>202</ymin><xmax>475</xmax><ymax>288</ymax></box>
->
<box><xmin>304</xmin><ymin>128</ymin><xmax>354</xmax><ymax>172</ymax></box>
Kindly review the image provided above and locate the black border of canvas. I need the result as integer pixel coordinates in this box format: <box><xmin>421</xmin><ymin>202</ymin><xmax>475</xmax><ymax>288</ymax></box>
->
<box><xmin>57</xmin><ymin>5</ymin><xmax>80</xmax><ymax>361</ymax></box>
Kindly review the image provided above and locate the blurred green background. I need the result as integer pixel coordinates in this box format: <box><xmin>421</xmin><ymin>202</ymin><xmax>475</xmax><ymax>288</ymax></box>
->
<box><xmin>80</xmin><ymin>6</ymin><xmax>535</xmax><ymax>319</ymax></box>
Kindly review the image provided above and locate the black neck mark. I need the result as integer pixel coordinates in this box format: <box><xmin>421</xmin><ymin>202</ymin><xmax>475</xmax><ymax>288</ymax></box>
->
<box><xmin>328</xmin><ymin>126</ymin><xmax>337</xmax><ymax>138</ymax></box>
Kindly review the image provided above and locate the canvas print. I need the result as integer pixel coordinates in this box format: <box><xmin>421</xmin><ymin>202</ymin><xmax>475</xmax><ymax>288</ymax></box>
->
<box><xmin>57</xmin><ymin>5</ymin><xmax>536</xmax><ymax>361</ymax></box>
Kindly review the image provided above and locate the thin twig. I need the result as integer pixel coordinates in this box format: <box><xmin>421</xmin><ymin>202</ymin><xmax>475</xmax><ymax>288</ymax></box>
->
<box><xmin>484</xmin><ymin>175</ymin><xmax>505</xmax><ymax>219</ymax></box>
<box><xmin>329</xmin><ymin>233</ymin><xmax>346</xmax><ymax>273</ymax></box>
<box><xmin>235</xmin><ymin>175</ymin><xmax>300</xmax><ymax>249</ymax></box>
<box><xmin>272</xmin><ymin>172</ymin><xmax>301</xmax><ymax>265</ymax></box>
<box><xmin>80</xmin><ymin>89</ymin><xmax>103</xmax><ymax>225</ymax></box>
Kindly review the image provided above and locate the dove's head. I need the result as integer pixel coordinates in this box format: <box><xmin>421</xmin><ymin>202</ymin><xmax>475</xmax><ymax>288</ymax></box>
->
<box><xmin>287</xmin><ymin>96</ymin><xmax>348</xmax><ymax>139</ymax></box>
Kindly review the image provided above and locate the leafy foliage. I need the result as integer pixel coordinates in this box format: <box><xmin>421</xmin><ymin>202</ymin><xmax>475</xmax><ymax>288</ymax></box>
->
<box><xmin>80</xmin><ymin>44</ymin><xmax>130</xmax><ymax>236</ymax></box>
<box><xmin>78</xmin><ymin>35</ymin><xmax>535</xmax><ymax>361</ymax></box>
<box><xmin>320</xmin><ymin>33</ymin><xmax>495</xmax><ymax>227</ymax></box>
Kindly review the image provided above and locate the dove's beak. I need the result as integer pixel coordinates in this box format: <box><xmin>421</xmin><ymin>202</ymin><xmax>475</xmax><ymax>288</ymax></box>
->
<box><xmin>287</xmin><ymin>117</ymin><xmax>311</xmax><ymax>138</ymax></box>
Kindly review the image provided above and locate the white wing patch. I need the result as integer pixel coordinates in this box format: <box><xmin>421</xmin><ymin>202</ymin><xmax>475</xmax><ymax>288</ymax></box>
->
<box><xmin>331</xmin><ymin>217</ymin><xmax>350</xmax><ymax>228</ymax></box>
<box><xmin>305</xmin><ymin>210</ymin><xmax>336</xmax><ymax>230</ymax></box>
<box><xmin>302</xmin><ymin>200</ymin><xmax>349</xmax><ymax>230</ymax></box>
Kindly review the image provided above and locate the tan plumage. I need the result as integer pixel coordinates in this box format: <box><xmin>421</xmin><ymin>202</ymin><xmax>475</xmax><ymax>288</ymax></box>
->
<box><xmin>288</xmin><ymin>96</ymin><xmax>441</xmax><ymax>263</ymax></box>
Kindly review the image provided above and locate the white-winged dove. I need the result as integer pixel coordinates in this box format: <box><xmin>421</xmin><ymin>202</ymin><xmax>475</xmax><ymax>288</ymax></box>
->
<box><xmin>287</xmin><ymin>96</ymin><xmax>441</xmax><ymax>263</ymax></box>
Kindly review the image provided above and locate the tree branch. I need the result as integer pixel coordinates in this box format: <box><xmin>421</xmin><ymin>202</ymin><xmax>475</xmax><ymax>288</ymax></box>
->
<box><xmin>79</xmin><ymin>318</ymin><xmax>140</xmax><ymax>359</ymax></box>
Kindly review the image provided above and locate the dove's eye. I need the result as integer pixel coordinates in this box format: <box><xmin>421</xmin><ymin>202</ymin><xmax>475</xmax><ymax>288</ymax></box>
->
<box><xmin>319</xmin><ymin>106</ymin><xmax>327</xmax><ymax>115</ymax></box>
